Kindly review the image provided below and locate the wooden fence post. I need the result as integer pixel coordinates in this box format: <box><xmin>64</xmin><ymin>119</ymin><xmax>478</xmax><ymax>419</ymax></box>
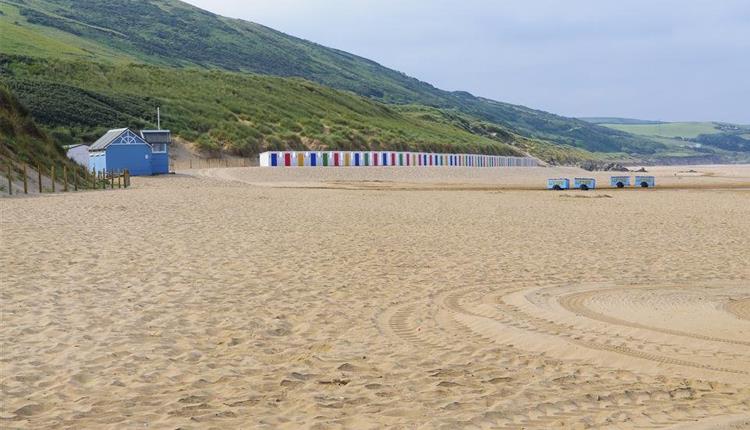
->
<box><xmin>63</xmin><ymin>165</ymin><xmax>68</xmax><ymax>192</ymax></box>
<box><xmin>37</xmin><ymin>163</ymin><xmax>42</xmax><ymax>193</ymax></box>
<box><xmin>6</xmin><ymin>162</ymin><xmax>12</xmax><ymax>196</ymax></box>
<box><xmin>74</xmin><ymin>171</ymin><xmax>78</xmax><ymax>191</ymax></box>
<box><xmin>124</xmin><ymin>169</ymin><xmax>130</xmax><ymax>188</ymax></box>
<box><xmin>110</xmin><ymin>171</ymin><xmax>114</xmax><ymax>189</ymax></box>
<box><xmin>51</xmin><ymin>165</ymin><xmax>56</xmax><ymax>193</ymax></box>
<box><xmin>118</xmin><ymin>172</ymin><xmax>121</xmax><ymax>188</ymax></box>
<box><xmin>23</xmin><ymin>164</ymin><xmax>28</xmax><ymax>194</ymax></box>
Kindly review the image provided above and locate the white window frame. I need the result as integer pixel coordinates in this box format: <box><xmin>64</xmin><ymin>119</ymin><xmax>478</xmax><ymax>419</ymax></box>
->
<box><xmin>151</xmin><ymin>143</ymin><xmax>167</xmax><ymax>153</ymax></box>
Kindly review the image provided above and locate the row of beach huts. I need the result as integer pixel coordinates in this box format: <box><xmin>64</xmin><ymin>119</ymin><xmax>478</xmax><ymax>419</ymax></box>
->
<box><xmin>259</xmin><ymin>151</ymin><xmax>538</xmax><ymax>168</ymax></box>
<box><xmin>67</xmin><ymin>132</ymin><xmax>538</xmax><ymax>176</ymax></box>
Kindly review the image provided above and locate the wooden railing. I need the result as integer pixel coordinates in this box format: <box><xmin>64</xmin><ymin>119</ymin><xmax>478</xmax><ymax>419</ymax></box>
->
<box><xmin>3</xmin><ymin>161</ymin><xmax>131</xmax><ymax>196</ymax></box>
<box><xmin>171</xmin><ymin>157</ymin><xmax>256</xmax><ymax>170</ymax></box>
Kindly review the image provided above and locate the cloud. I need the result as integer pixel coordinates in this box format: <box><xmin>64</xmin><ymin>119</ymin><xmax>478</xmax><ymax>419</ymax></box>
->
<box><xmin>185</xmin><ymin>0</ymin><xmax>750</xmax><ymax>122</ymax></box>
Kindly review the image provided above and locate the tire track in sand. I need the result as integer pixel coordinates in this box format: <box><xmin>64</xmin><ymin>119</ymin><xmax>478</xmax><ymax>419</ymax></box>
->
<box><xmin>377</xmin><ymin>283</ymin><xmax>750</xmax><ymax>429</ymax></box>
<box><xmin>560</xmin><ymin>289</ymin><xmax>750</xmax><ymax>346</ymax></box>
<box><xmin>726</xmin><ymin>298</ymin><xmax>750</xmax><ymax>322</ymax></box>
<box><xmin>437</xmin><ymin>287</ymin><xmax>750</xmax><ymax>428</ymax></box>
<box><xmin>443</xmin><ymin>288</ymin><xmax>749</xmax><ymax>376</ymax></box>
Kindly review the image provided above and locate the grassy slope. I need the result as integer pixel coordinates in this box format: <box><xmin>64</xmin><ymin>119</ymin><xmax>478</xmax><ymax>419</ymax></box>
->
<box><xmin>0</xmin><ymin>0</ymin><xmax>663</xmax><ymax>157</ymax></box>
<box><xmin>0</xmin><ymin>2</ymin><xmax>137</xmax><ymax>63</ymax></box>
<box><xmin>2</xmin><ymin>56</ymin><xmax>556</xmax><ymax>159</ymax></box>
<box><xmin>0</xmin><ymin>84</ymin><xmax>85</xmax><ymax>180</ymax></box>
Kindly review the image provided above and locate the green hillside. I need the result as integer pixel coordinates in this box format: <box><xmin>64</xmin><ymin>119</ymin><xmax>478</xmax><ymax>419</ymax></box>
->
<box><xmin>0</xmin><ymin>0</ymin><xmax>664</xmax><ymax>157</ymax></box>
<box><xmin>0</xmin><ymin>84</ymin><xmax>85</xmax><ymax>181</ymax></box>
<box><xmin>4</xmin><ymin>56</ymin><xmax>579</xmax><ymax>161</ymax></box>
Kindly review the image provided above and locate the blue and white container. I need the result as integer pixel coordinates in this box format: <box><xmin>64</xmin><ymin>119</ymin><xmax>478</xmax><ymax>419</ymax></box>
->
<box><xmin>610</xmin><ymin>176</ymin><xmax>631</xmax><ymax>188</ymax></box>
<box><xmin>547</xmin><ymin>178</ymin><xmax>570</xmax><ymax>190</ymax></box>
<box><xmin>635</xmin><ymin>176</ymin><xmax>656</xmax><ymax>188</ymax></box>
<box><xmin>574</xmin><ymin>177</ymin><xmax>596</xmax><ymax>190</ymax></box>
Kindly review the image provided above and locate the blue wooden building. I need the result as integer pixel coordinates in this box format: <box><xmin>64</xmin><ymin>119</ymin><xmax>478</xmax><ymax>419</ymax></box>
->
<box><xmin>88</xmin><ymin>128</ymin><xmax>171</xmax><ymax>176</ymax></box>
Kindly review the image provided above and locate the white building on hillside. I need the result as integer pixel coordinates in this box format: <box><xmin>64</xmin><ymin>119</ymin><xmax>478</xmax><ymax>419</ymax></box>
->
<box><xmin>64</xmin><ymin>144</ymin><xmax>90</xmax><ymax>167</ymax></box>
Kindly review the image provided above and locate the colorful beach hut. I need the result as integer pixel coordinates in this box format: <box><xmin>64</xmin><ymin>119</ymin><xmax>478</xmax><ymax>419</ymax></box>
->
<box><xmin>88</xmin><ymin>128</ymin><xmax>171</xmax><ymax>176</ymax></box>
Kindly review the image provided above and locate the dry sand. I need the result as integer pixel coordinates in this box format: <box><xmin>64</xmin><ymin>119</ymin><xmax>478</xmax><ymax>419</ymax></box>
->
<box><xmin>1</xmin><ymin>164</ymin><xmax>749</xmax><ymax>429</ymax></box>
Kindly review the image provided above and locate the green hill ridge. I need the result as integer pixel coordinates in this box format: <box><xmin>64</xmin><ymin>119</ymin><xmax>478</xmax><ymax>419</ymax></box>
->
<box><xmin>2</xmin><ymin>55</ymin><xmax>545</xmax><ymax>157</ymax></box>
<box><xmin>0</xmin><ymin>0</ymin><xmax>666</xmax><ymax>159</ymax></box>
<box><xmin>1</xmin><ymin>0</ymin><xmax>744</xmax><ymax>163</ymax></box>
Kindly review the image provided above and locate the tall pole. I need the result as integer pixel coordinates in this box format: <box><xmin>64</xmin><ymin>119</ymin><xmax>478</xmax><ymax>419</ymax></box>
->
<box><xmin>6</xmin><ymin>162</ymin><xmax>11</xmax><ymax>196</ymax></box>
<box><xmin>157</xmin><ymin>107</ymin><xmax>161</xmax><ymax>130</ymax></box>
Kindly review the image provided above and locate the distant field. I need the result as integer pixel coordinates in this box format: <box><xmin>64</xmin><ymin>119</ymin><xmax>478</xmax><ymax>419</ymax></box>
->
<box><xmin>598</xmin><ymin>122</ymin><xmax>750</xmax><ymax>161</ymax></box>
<box><xmin>601</xmin><ymin>122</ymin><xmax>720</xmax><ymax>139</ymax></box>
<box><xmin>579</xmin><ymin>117</ymin><xmax>664</xmax><ymax>125</ymax></box>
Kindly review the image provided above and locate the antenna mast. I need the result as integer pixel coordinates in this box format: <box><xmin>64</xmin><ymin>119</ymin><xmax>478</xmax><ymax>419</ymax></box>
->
<box><xmin>157</xmin><ymin>107</ymin><xmax>161</xmax><ymax>130</ymax></box>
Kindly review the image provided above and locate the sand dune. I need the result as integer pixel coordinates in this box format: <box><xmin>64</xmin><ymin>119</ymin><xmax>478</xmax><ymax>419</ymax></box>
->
<box><xmin>1</xmin><ymin>165</ymin><xmax>749</xmax><ymax>429</ymax></box>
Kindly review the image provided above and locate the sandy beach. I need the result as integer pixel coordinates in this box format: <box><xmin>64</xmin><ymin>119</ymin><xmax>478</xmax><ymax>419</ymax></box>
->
<box><xmin>1</xmin><ymin>164</ymin><xmax>749</xmax><ymax>429</ymax></box>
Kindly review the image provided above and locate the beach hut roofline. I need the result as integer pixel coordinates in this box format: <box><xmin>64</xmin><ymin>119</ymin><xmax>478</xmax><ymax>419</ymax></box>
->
<box><xmin>89</xmin><ymin>128</ymin><xmax>129</xmax><ymax>151</ymax></box>
<box><xmin>140</xmin><ymin>130</ymin><xmax>172</xmax><ymax>144</ymax></box>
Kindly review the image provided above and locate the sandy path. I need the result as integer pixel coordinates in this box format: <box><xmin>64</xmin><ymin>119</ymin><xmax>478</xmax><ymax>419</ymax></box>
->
<box><xmin>1</xmin><ymin>166</ymin><xmax>749</xmax><ymax>429</ymax></box>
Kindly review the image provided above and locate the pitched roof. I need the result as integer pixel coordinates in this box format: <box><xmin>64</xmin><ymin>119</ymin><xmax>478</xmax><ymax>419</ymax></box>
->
<box><xmin>140</xmin><ymin>130</ymin><xmax>172</xmax><ymax>144</ymax></box>
<box><xmin>90</xmin><ymin>128</ymin><xmax>128</xmax><ymax>151</ymax></box>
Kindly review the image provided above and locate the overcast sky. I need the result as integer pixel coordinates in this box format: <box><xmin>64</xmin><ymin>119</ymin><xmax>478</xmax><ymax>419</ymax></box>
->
<box><xmin>184</xmin><ymin>0</ymin><xmax>749</xmax><ymax>123</ymax></box>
